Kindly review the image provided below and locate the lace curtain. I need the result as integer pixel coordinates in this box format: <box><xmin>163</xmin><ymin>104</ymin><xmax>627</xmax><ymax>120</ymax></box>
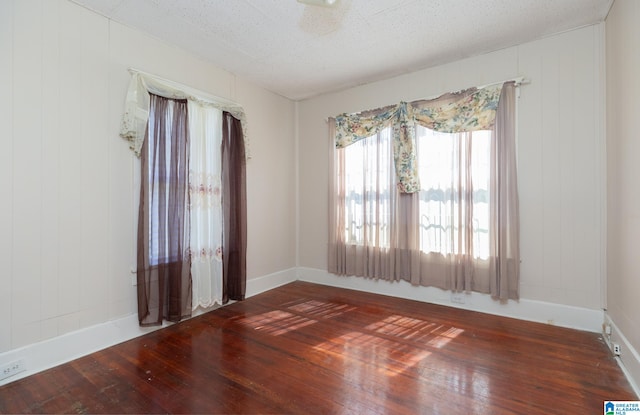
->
<box><xmin>122</xmin><ymin>71</ymin><xmax>248</xmax><ymax>325</ymax></box>
<box><xmin>188</xmin><ymin>101</ymin><xmax>224</xmax><ymax>309</ymax></box>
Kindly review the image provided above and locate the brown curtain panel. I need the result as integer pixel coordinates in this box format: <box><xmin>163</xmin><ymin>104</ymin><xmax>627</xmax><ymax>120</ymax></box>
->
<box><xmin>137</xmin><ymin>94</ymin><xmax>192</xmax><ymax>326</ymax></box>
<box><xmin>222</xmin><ymin>112</ymin><xmax>247</xmax><ymax>302</ymax></box>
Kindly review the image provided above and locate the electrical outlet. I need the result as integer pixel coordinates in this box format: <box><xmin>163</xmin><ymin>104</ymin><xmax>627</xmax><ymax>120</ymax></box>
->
<box><xmin>0</xmin><ymin>359</ymin><xmax>26</xmax><ymax>381</ymax></box>
<box><xmin>613</xmin><ymin>343</ymin><xmax>621</xmax><ymax>356</ymax></box>
<box><xmin>450</xmin><ymin>292</ymin><xmax>465</xmax><ymax>304</ymax></box>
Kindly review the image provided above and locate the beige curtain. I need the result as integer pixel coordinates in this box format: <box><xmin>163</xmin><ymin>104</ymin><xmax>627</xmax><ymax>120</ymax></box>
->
<box><xmin>489</xmin><ymin>82</ymin><xmax>519</xmax><ymax>300</ymax></box>
<box><xmin>328</xmin><ymin>82</ymin><xmax>519</xmax><ymax>300</ymax></box>
<box><xmin>329</xmin><ymin>125</ymin><xmax>417</xmax><ymax>280</ymax></box>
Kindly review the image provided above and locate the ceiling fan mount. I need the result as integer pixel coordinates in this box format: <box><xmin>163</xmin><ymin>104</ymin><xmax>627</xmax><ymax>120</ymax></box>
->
<box><xmin>297</xmin><ymin>0</ymin><xmax>338</xmax><ymax>7</ymax></box>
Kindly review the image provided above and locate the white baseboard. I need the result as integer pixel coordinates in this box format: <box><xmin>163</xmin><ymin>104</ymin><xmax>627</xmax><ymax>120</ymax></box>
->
<box><xmin>605</xmin><ymin>315</ymin><xmax>640</xmax><ymax>397</ymax></box>
<box><xmin>296</xmin><ymin>267</ymin><xmax>605</xmax><ymax>333</ymax></box>
<box><xmin>0</xmin><ymin>268</ymin><xmax>297</xmax><ymax>387</ymax></box>
<box><xmin>245</xmin><ymin>267</ymin><xmax>297</xmax><ymax>297</ymax></box>
<box><xmin>0</xmin><ymin>314</ymin><xmax>163</xmax><ymax>386</ymax></box>
<box><xmin>1</xmin><ymin>267</ymin><xmax>629</xmax><ymax>391</ymax></box>
<box><xmin>297</xmin><ymin>269</ymin><xmax>640</xmax><ymax>393</ymax></box>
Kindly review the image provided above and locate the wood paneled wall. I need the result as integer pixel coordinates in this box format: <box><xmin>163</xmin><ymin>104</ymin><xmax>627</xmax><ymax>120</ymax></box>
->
<box><xmin>298</xmin><ymin>24</ymin><xmax>606</xmax><ymax>312</ymax></box>
<box><xmin>0</xmin><ymin>0</ymin><xmax>297</xmax><ymax>356</ymax></box>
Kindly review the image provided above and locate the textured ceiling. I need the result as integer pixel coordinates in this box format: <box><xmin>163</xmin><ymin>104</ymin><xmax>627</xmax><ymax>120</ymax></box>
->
<box><xmin>71</xmin><ymin>0</ymin><xmax>612</xmax><ymax>100</ymax></box>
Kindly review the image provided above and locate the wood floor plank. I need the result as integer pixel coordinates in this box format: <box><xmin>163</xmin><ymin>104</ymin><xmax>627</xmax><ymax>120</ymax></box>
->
<box><xmin>0</xmin><ymin>281</ymin><xmax>636</xmax><ymax>414</ymax></box>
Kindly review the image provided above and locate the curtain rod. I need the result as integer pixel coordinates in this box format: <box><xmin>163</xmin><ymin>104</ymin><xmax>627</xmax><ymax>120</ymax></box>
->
<box><xmin>127</xmin><ymin>67</ymin><xmax>243</xmax><ymax>109</ymax></box>
<box><xmin>479</xmin><ymin>76</ymin><xmax>529</xmax><ymax>89</ymax></box>
<box><xmin>325</xmin><ymin>76</ymin><xmax>530</xmax><ymax>121</ymax></box>
<box><xmin>127</xmin><ymin>66</ymin><xmax>252</xmax><ymax>159</ymax></box>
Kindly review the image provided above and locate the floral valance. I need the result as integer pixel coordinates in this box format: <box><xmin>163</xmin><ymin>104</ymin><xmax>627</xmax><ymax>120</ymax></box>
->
<box><xmin>334</xmin><ymin>83</ymin><xmax>504</xmax><ymax>193</ymax></box>
<box><xmin>120</xmin><ymin>71</ymin><xmax>250</xmax><ymax>158</ymax></box>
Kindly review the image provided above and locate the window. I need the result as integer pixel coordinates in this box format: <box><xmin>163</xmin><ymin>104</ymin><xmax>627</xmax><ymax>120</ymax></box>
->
<box><xmin>416</xmin><ymin>126</ymin><xmax>491</xmax><ymax>260</ymax></box>
<box><xmin>136</xmin><ymin>96</ymin><xmax>248</xmax><ymax>325</ymax></box>
<box><xmin>137</xmin><ymin>94</ymin><xmax>191</xmax><ymax>326</ymax></box>
<box><xmin>144</xmin><ymin>95</ymin><xmax>190</xmax><ymax>268</ymax></box>
<box><xmin>343</xmin><ymin>127</ymin><xmax>394</xmax><ymax>248</ymax></box>
<box><xmin>329</xmin><ymin>82</ymin><xmax>520</xmax><ymax>300</ymax></box>
<box><xmin>122</xmin><ymin>72</ymin><xmax>248</xmax><ymax>326</ymax></box>
<box><xmin>341</xmin><ymin>126</ymin><xmax>490</xmax><ymax>258</ymax></box>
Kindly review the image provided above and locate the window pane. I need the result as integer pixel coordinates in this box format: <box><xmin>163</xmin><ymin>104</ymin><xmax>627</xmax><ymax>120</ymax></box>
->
<box><xmin>343</xmin><ymin>127</ymin><xmax>393</xmax><ymax>247</ymax></box>
<box><xmin>147</xmin><ymin>105</ymin><xmax>180</xmax><ymax>266</ymax></box>
<box><xmin>471</xmin><ymin>130</ymin><xmax>491</xmax><ymax>260</ymax></box>
<box><xmin>341</xmin><ymin>125</ymin><xmax>490</xmax><ymax>259</ymax></box>
<box><xmin>416</xmin><ymin>126</ymin><xmax>490</xmax><ymax>259</ymax></box>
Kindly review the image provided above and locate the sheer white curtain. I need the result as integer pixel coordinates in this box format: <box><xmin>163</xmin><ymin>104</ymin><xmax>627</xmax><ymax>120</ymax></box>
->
<box><xmin>188</xmin><ymin>101</ymin><xmax>223</xmax><ymax>308</ymax></box>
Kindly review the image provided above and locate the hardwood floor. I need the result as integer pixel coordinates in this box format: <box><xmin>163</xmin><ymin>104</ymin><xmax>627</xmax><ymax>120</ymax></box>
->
<box><xmin>0</xmin><ymin>281</ymin><xmax>636</xmax><ymax>414</ymax></box>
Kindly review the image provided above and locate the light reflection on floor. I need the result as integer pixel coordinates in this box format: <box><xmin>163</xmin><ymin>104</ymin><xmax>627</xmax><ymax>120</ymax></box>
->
<box><xmin>235</xmin><ymin>299</ymin><xmax>359</xmax><ymax>335</ymax></box>
<box><xmin>236</xmin><ymin>310</ymin><xmax>317</xmax><ymax>336</ymax></box>
<box><xmin>287</xmin><ymin>299</ymin><xmax>357</xmax><ymax>319</ymax></box>
<box><xmin>423</xmin><ymin>366</ymin><xmax>491</xmax><ymax>415</ymax></box>
<box><xmin>314</xmin><ymin>330</ymin><xmax>433</xmax><ymax>377</ymax></box>
<box><xmin>236</xmin><ymin>300</ymin><xmax>470</xmax><ymax>385</ymax></box>
<box><xmin>365</xmin><ymin>315</ymin><xmax>464</xmax><ymax>348</ymax></box>
<box><xmin>228</xmin><ymin>298</ymin><xmax>492</xmax><ymax>413</ymax></box>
